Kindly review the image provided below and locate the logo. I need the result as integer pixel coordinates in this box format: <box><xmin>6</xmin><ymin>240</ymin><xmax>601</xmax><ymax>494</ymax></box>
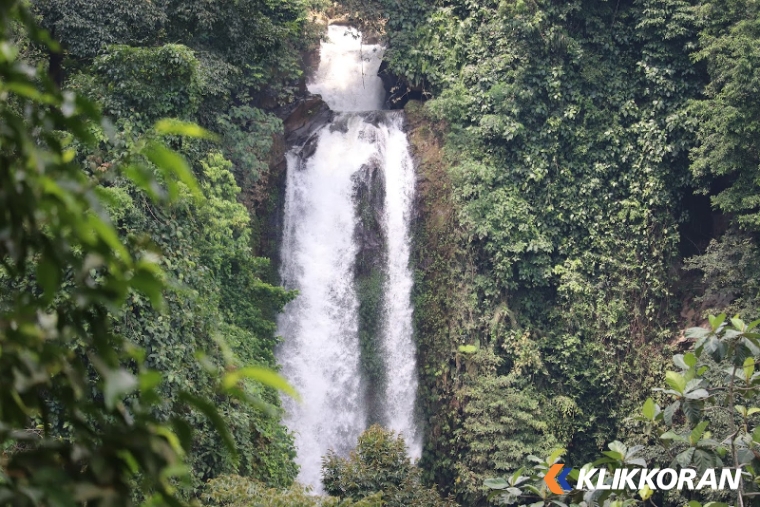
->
<box><xmin>545</xmin><ymin>464</ymin><xmax>573</xmax><ymax>494</ymax></box>
<box><xmin>544</xmin><ymin>466</ymin><xmax>741</xmax><ymax>493</ymax></box>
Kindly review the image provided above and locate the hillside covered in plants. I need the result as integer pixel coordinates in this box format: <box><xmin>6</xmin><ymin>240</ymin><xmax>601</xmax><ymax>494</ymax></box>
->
<box><xmin>2</xmin><ymin>0</ymin><xmax>760</xmax><ymax>505</ymax></box>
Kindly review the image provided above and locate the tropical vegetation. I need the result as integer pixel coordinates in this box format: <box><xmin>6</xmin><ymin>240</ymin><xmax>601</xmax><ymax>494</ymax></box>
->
<box><xmin>2</xmin><ymin>0</ymin><xmax>760</xmax><ymax>504</ymax></box>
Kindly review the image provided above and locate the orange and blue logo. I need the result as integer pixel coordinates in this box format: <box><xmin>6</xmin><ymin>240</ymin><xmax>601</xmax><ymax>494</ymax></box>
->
<box><xmin>544</xmin><ymin>464</ymin><xmax>573</xmax><ymax>494</ymax></box>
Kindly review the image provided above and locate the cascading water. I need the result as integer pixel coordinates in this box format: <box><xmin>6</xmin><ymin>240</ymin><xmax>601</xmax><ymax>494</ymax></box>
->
<box><xmin>276</xmin><ymin>25</ymin><xmax>421</xmax><ymax>489</ymax></box>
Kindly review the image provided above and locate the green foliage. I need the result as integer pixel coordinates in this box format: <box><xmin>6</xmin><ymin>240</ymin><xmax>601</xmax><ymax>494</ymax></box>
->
<box><xmin>486</xmin><ymin>314</ymin><xmax>760</xmax><ymax>506</ymax></box>
<box><xmin>322</xmin><ymin>425</ymin><xmax>457</xmax><ymax>507</ymax></box>
<box><xmin>96</xmin><ymin>145</ymin><xmax>298</xmax><ymax>488</ymax></box>
<box><xmin>32</xmin><ymin>0</ymin><xmax>166</xmax><ymax>58</ymax></box>
<box><xmin>361</xmin><ymin>0</ymin><xmax>757</xmax><ymax>502</ymax></box>
<box><xmin>162</xmin><ymin>0</ymin><xmax>310</xmax><ymax>68</ymax></box>
<box><xmin>0</xmin><ymin>2</ymin><xmax>295</xmax><ymax>504</ymax></box>
<box><xmin>327</xmin><ymin>0</ymin><xmax>760</xmax><ymax>504</ymax></box>
<box><xmin>89</xmin><ymin>44</ymin><xmax>201</xmax><ymax>122</ymax></box>
<box><xmin>486</xmin><ymin>443</ymin><xmax>650</xmax><ymax>507</ymax></box>
<box><xmin>1</xmin><ymin>0</ymin><xmax>323</xmax><ymax>499</ymax></box>
<box><xmin>373</xmin><ymin>0</ymin><xmax>718</xmax><ymax>499</ymax></box>
<box><xmin>356</xmin><ymin>269</ymin><xmax>387</xmax><ymax>420</ymax></box>
<box><xmin>216</xmin><ymin>106</ymin><xmax>282</xmax><ymax>187</ymax></box>
<box><xmin>203</xmin><ymin>474</ymin><xmax>382</xmax><ymax>507</ymax></box>
<box><xmin>453</xmin><ymin>349</ymin><xmax>561</xmax><ymax>504</ymax></box>
<box><xmin>685</xmin><ymin>227</ymin><xmax>760</xmax><ymax>320</ymax></box>
<box><xmin>687</xmin><ymin>0</ymin><xmax>760</xmax><ymax>230</ymax></box>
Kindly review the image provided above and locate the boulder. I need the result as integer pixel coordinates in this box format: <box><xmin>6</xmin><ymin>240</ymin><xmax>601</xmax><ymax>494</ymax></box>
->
<box><xmin>282</xmin><ymin>94</ymin><xmax>333</xmax><ymax>146</ymax></box>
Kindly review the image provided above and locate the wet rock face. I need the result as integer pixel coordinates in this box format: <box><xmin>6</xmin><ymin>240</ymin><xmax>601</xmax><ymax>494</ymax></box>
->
<box><xmin>282</xmin><ymin>94</ymin><xmax>334</xmax><ymax>146</ymax></box>
<box><xmin>258</xmin><ymin>94</ymin><xmax>333</xmax><ymax>267</ymax></box>
<box><xmin>353</xmin><ymin>157</ymin><xmax>387</xmax><ymax>276</ymax></box>
<box><xmin>352</xmin><ymin>157</ymin><xmax>388</xmax><ymax>425</ymax></box>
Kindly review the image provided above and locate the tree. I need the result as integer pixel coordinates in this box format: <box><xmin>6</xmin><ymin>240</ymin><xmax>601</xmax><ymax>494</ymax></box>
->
<box><xmin>0</xmin><ymin>1</ymin><xmax>294</xmax><ymax>504</ymax></box>
<box><xmin>322</xmin><ymin>425</ymin><xmax>457</xmax><ymax>507</ymax></box>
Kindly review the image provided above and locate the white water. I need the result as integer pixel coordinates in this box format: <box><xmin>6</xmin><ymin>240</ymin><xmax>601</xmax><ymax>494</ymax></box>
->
<box><xmin>276</xmin><ymin>25</ymin><xmax>420</xmax><ymax>490</ymax></box>
<box><xmin>307</xmin><ymin>25</ymin><xmax>385</xmax><ymax>111</ymax></box>
<box><xmin>379</xmin><ymin>116</ymin><xmax>420</xmax><ymax>451</ymax></box>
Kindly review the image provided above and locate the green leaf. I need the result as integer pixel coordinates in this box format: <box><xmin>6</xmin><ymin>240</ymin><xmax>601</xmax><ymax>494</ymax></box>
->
<box><xmin>665</xmin><ymin>371</ymin><xmax>686</xmax><ymax>394</ymax></box>
<box><xmin>87</xmin><ymin>214</ymin><xmax>131</xmax><ymax>264</ymax></box>
<box><xmin>673</xmin><ymin>354</ymin><xmax>690</xmax><ymax>370</ymax></box>
<box><xmin>170</xmin><ymin>417</ymin><xmax>194</xmax><ymax>452</ymax></box>
<box><xmin>223</xmin><ymin>366</ymin><xmax>299</xmax><ymax>400</ymax></box>
<box><xmin>744</xmin><ymin>357</ymin><xmax>755</xmax><ymax>380</ymax></box>
<box><xmin>642</xmin><ymin>398</ymin><xmax>656</xmax><ymax>420</ymax></box>
<box><xmin>676</xmin><ymin>447</ymin><xmax>695</xmax><ymax>467</ymax></box>
<box><xmin>547</xmin><ymin>448</ymin><xmax>566</xmax><ymax>465</ymax></box>
<box><xmin>685</xmin><ymin>388</ymin><xmax>709</xmax><ymax>400</ymax></box>
<box><xmin>686</xmin><ymin>327</ymin><xmax>710</xmax><ymax>340</ymax></box>
<box><xmin>511</xmin><ymin>467</ymin><xmax>526</xmax><ymax>484</ymax></box>
<box><xmin>731</xmin><ymin>317</ymin><xmax>745</xmax><ymax>331</ymax></box>
<box><xmin>139</xmin><ymin>371</ymin><xmax>162</xmax><ymax>391</ymax></box>
<box><xmin>661</xmin><ymin>430</ymin><xmax>687</xmax><ymax>443</ymax></box>
<box><xmin>130</xmin><ymin>269</ymin><xmax>164</xmax><ymax>309</ymax></box>
<box><xmin>683</xmin><ymin>400</ymin><xmax>703</xmax><ymax>424</ymax></box>
<box><xmin>690</xmin><ymin>421</ymin><xmax>709</xmax><ymax>445</ymax></box>
<box><xmin>484</xmin><ymin>478</ymin><xmax>510</xmax><ymax>490</ymax></box>
<box><xmin>179</xmin><ymin>391</ymin><xmax>237</xmax><ymax>459</ymax></box>
<box><xmin>142</xmin><ymin>142</ymin><xmax>202</xmax><ymax>201</ymax></box>
<box><xmin>608</xmin><ymin>440</ymin><xmax>626</xmax><ymax>456</ymax></box>
<box><xmin>103</xmin><ymin>368</ymin><xmax>138</xmax><ymax>411</ymax></box>
<box><xmin>458</xmin><ymin>344</ymin><xmax>478</xmax><ymax>354</ymax></box>
<box><xmin>664</xmin><ymin>400</ymin><xmax>680</xmax><ymax>425</ymax></box>
<box><xmin>708</xmin><ymin>314</ymin><xmax>726</xmax><ymax>331</ymax></box>
<box><xmin>4</xmin><ymin>81</ymin><xmax>57</xmax><ymax>104</ymax></box>
<box><xmin>123</xmin><ymin>164</ymin><xmax>163</xmax><ymax>202</ymax></box>
<box><xmin>36</xmin><ymin>256</ymin><xmax>59</xmax><ymax>301</ymax></box>
<box><xmin>155</xmin><ymin>119</ymin><xmax>218</xmax><ymax>140</ymax></box>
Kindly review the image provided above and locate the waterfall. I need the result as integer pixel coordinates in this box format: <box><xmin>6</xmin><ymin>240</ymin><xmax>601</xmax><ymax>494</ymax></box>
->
<box><xmin>276</xmin><ymin>25</ymin><xmax>421</xmax><ymax>490</ymax></box>
<box><xmin>306</xmin><ymin>26</ymin><xmax>385</xmax><ymax>111</ymax></box>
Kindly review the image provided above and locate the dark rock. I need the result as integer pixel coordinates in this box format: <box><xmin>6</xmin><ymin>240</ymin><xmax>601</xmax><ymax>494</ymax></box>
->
<box><xmin>253</xmin><ymin>131</ymin><xmax>287</xmax><ymax>268</ymax></box>
<box><xmin>329</xmin><ymin>115</ymin><xmax>351</xmax><ymax>134</ymax></box>
<box><xmin>281</xmin><ymin>94</ymin><xmax>333</xmax><ymax>147</ymax></box>
<box><xmin>353</xmin><ymin>156</ymin><xmax>387</xmax><ymax>276</ymax></box>
<box><xmin>297</xmin><ymin>132</ymin><xmax>320</xmax><ymax>164</ymax></box>
<box><xmin>359</xmin><ymin>110</ymin><xmax>386</xmax><ymax>128</ymax></box>
<box><xmin>352</xmin><ymin>156</ymin><xmax>388</xmax><ymax>425</ymax></box>
<box><xmin>378</xmin><ymin>60</ymin><xmax>428</xmax><ymax>109</ymax></box>
<box><xmin>298</xmin><ymin>44</ymin><xmax>321</xmax><ymax>94</ymax></box>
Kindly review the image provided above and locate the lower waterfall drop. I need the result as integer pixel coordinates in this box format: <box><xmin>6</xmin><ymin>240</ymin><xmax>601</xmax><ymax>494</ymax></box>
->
<box><xmin>276</xmin><ymin>25</ymin><xmax>420</xmax><ymax>490</ymax></box>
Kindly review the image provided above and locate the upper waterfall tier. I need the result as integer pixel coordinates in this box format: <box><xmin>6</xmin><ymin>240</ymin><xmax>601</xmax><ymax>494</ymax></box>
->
<box><xmin>307</xmin><ymin>25</ymin><xmax>386</xmax><ymax>112</ymax></box>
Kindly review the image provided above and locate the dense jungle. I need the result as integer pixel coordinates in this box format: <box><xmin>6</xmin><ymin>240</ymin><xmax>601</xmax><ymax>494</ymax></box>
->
<box><xmin>1</xmin><ymin>0</ymin><xmax>760</xmax><ymax>505</ymax></box>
